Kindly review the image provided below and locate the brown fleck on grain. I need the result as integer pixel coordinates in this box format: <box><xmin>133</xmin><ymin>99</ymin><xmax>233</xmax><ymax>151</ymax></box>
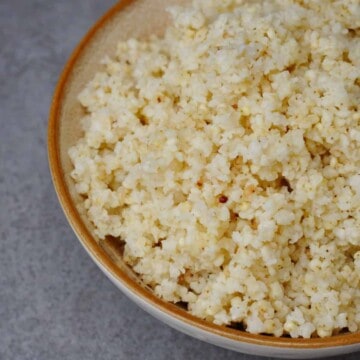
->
<box><xmin>219</xmin><ymin>195</ymin><xmax>228</xmax><ymax>203</ymax></box>
<box><xmin>244</xmin><ymin>184</ymin><xmax>256</xmax><ymax>197</ymax></box>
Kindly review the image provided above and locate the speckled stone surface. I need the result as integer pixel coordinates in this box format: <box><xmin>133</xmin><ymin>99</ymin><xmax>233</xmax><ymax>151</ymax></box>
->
<box><xmin>0</xmin><ymin>1</ymin><xmax>359</xmax><ymax>359</ymax></box>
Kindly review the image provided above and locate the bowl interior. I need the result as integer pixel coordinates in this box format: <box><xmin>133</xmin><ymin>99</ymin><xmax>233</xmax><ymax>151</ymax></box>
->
<box><xmin>49</xmin><ymin>0</ymin><xmax>360</xmax><ymax>349</ymax></box>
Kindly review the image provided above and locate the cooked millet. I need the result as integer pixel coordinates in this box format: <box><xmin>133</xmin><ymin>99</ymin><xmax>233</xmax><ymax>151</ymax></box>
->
<box><xmin>69</xmin><ymin>0</ymin><xmax>360</xmax><ymax>338</ymax></box>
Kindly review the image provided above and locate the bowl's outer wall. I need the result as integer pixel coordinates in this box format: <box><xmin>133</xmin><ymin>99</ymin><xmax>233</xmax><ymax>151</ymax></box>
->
<box><xmin>48</xmin><ymin>0</ymin><xmax>360</xmax><ymax>357</ymax></box>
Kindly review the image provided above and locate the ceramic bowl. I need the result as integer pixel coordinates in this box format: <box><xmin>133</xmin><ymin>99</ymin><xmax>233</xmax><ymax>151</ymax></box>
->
<box><xmin>48</xmin><ymin>1</ymin><xmax>360</xmax><ymax>357</ymax></box>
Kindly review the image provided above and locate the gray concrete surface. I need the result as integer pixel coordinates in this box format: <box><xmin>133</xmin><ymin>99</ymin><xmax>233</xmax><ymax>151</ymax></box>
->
<box><xmin>0</xmin><ymin>1</ymin><xmax>359</xmax><ymax>359</ymax></box>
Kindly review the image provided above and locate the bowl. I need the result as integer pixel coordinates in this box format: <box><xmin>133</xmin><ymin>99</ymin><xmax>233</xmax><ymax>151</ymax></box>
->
<box><xmin>48</xmin><ymin>1</ymin><xmax>360</xmax><ymax>357</ymax></box>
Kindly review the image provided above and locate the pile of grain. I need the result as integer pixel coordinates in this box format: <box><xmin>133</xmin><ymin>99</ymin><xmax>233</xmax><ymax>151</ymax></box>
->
<box><xmin>69</xmin><ymin>0</ymin><xmax>360</xmax><ymax>338</ymax></box>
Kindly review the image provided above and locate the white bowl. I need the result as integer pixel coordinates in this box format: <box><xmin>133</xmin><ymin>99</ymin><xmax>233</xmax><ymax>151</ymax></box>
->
<box><xmin>48</xmin><ymin>1</ymin><xmax>360</xmax><ymax>357</ymax></box>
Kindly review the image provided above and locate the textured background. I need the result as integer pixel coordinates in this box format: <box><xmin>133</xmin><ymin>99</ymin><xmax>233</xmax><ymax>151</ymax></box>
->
<box><xmin>0</xmin><ymin>1</ymin><xmax>359</xmax><ymax>359</ymax></box>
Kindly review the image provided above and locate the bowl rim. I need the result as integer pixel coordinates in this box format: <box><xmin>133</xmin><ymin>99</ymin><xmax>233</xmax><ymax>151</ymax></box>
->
<box><xmin>48</xmin><ymin>0</ymin><xmax>360</xmax><ymax>349</ymax></box>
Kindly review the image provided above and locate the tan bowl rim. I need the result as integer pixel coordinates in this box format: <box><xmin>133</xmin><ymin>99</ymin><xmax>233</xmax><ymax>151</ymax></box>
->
<box><xmin>48</xmin><ymin>0</ymin><xmax>360</xmax><ymax>349</ymax></box>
